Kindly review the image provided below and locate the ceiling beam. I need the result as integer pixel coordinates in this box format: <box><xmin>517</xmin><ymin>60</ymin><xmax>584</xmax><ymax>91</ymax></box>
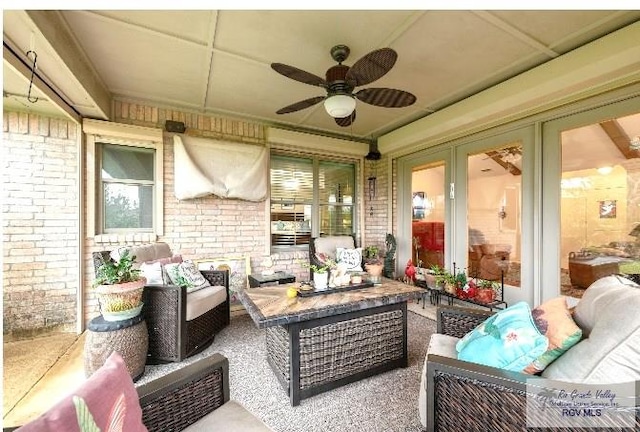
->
<box><xmin>25</xmin><ymin>10</ymin><xmax>111</xmax><ymax>120</ymax></box>
<box><xmin>598</xmin><ymin>119</ymin><xmax>640</xmax><ymax>159</ymax></box>
<box><xmin>485</xmin><ymin>150</ymin><xmax>522</xmax><ymax>175</ymax></box>
<box><xmin>3</xmin><ymin>44</ymin><xmax>81</xmax><ymax>123</ymax></box>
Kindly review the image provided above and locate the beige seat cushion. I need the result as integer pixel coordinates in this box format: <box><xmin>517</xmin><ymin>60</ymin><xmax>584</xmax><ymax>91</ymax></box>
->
<box><xmin>542</xmin><ymin>275</ymin><xmax>640</xmax><ymax>383</ymax></box>
<box><xmin>110</xmin><ymin>242</ymin><xmax>173</xmax><ymax>269</ymax></box>
<box><xmin>186</xmin><ymin>285</ymin><xmax>227</xmax><ymax>321</ymax></box>
<box><xmin>313</xmin><ymin>236</ymin><xmax>355</xmax><ymax>261</ymax></box>
<box><xmin>418</xmin><ymin>334</ymin><xmax>459</xmax><ymax>428</ymax></box>
<box><xmin>182</xmin><ymin>400</ymin><xmax>273</xmax><ymax>432</ymax></box>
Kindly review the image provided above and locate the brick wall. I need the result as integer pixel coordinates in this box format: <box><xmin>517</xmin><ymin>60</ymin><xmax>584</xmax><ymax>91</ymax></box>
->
<box><xmin>363</xmin><ymin>155</ymin><xmax>393</xmax><ymax>257</ymax></box>
<box><xmin>3</xmin><ymin>111</ymin><xmax>80</xmax><ymax>337</ymax></box>
<box><xmin>82</xmin><ymin>100</ymin><xmax>378</xmax><ymax>322</ymax></box>
<box><xmin>3</xmin><ymin>101</ymin><xmax>392</xmax><ymax>333</ymax></box>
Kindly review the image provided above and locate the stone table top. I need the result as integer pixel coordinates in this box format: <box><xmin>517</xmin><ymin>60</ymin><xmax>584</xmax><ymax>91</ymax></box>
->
<box><xmin>238</xmin><ymin>279</ymin><xmax>423</xmax><ymax>329</ymax></box>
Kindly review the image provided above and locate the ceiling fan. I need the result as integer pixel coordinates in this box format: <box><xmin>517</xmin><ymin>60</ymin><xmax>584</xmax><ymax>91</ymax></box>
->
<box><xmin>271</xmin><ymin>44</ymin><xmax>416</xmax><ymax>127</ymax></box>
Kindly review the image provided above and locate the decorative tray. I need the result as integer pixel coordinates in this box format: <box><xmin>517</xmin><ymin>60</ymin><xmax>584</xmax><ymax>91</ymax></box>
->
<box><xmin>297</xmin><ymin>281</ymin><xmax>375</xmax><ymax>297</ymax></box>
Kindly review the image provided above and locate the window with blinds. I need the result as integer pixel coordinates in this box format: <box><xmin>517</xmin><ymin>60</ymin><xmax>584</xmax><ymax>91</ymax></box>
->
<box><xmin>270</xmin><ymin>154</ymin><xmax>356</xmax><ymax>249</ymax></box>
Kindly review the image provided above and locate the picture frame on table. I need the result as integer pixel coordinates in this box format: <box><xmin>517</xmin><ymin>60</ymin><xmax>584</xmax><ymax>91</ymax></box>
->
<box><xmin>195</xmin><ymin>255</ymin><xmax>251</xmax><ymax>310</ymax></box>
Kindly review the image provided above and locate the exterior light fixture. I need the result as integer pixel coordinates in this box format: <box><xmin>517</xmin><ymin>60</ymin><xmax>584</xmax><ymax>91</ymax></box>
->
<box><xmin>597</xmin><ymin>166</ymin><xmax>613</xmax><ymax>175</ymax></box>
<box><xmin>323</xmin><ymin>94</ymin><xmax>356</xmax><ymax>118</ymax></box>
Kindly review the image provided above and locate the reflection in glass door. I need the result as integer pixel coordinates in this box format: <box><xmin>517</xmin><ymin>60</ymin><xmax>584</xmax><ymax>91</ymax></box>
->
<box><xmin>559</xmin><ymin>112</ymin><xmax>640</xmax><ymax>298</ymax></box>
<box><xmin>466</xmin><ymin>142</ymin><xmax>522</xmax><ymax>287</ymax></box>
<box><xmin>411</xmin><ymin>161</ymin><xmax>446</xmax><ymax>269</ymax></box>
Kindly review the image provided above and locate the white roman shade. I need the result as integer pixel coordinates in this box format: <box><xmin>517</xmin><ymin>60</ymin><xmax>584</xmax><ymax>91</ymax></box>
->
<box><xmin>173</xmin><ymin>135</ymin><xmax>268</xmax><ymax>201</ymax></box>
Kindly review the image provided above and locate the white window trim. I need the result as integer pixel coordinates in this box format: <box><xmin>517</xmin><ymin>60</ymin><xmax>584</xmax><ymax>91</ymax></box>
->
<box><xmin>84</xmin><ymin>119</ymin><xmax>164</xmax><ymax>240</ymax></box>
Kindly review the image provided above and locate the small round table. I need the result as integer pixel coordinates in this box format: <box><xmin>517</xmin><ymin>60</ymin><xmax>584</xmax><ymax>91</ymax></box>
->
<box><xmin>84</xmin><ymin>314</ymin><xmax>148</xmax><ymax>381</ymax></box>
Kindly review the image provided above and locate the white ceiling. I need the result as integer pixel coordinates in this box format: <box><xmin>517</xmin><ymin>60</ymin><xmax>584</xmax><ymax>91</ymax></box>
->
<box><xmin>3</xmin><ymin>10</ymin><xmax>640</xmax><ymax>141</ymax></box>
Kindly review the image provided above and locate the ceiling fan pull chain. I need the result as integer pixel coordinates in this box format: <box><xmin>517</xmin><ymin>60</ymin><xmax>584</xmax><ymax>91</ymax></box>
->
<box><xmin>25</xmin><ymin>50</ymin><xmax>39</xmax><ymax>103</ymax></box>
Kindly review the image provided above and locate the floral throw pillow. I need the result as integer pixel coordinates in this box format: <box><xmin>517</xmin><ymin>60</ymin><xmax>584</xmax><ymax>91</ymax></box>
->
<box><xmin>456</xmin><ymin>301</ymin><xmax>549</xmax><ymax>372</ymax></box>
<box><xmin>523</xmin><ymin>296</ymin><xmax>582</xmax><ymax>374</ymax></box>
<box><xmin>336</xmin><ymin>247</ymin><xmax>363</xmax><ymax>272</ymax></box>
<box><xmin>17</xmin><ymin>352</ymin><xmax>147</xmax><ymax>432</ymax></box>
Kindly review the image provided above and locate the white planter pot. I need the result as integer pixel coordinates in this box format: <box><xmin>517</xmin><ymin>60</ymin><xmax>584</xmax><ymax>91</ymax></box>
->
<box><xmin>313</xmin><ymin>271</ymin><xmax>328</xmax><ymax>291</ymax></box>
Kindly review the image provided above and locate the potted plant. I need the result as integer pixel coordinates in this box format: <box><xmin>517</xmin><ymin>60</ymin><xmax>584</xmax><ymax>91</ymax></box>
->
<box><xmin>475</xmin><ymin>279</ymin><xmax>498</xmax><ymax>303</ymax></box>
<box><xmin>299</xmin><ymin>258</ymin><xmax>335</xmax><ymax>291</ymax></box>
<box><xmin>363</xmin><ymin>245</ymin><xmax>383</xmax><ymax>280</ymax></box>
<box><xmin>425</xmin><ymin>264</ymin><xmax>445</xmax><ymax>289</ymax></box>
<box><xmin>93</xmin><ymin>250</ymin><xmax>146</xmax><ymax>321</ymax></box>
<box><xmin>453</xmin><ymin>271</ymin><xmax>469</xmax><ymax>298</ymax></box>
<box><xmin>441</xmin><ymin>270</ymin><xmax>457</xmax><ymax>295</ymax></box>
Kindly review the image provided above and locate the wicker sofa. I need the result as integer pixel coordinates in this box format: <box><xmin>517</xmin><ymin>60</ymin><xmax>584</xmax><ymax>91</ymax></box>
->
<box><xmin>419</xmin><ymin>274</ymin><xmax>640</xmax><ymax>431</ymax></box>
<box><xmin>92</xmin><ymin>243</ymin><xmax>230</xmax><ymax>363</ymax></box>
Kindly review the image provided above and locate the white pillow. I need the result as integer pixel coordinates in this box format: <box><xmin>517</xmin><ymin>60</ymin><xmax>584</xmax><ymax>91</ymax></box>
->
<box><xmin>179</xmin><ymin>260</ymin><xmax>211</xmax><ymax>293</ymax></box>
<box><xmin>163</xmin><ymin>263</ymin><xmax>185</xmax><ymax>286</ymax></box>
<box><xmin>140</xmin><ymin>261</ymin><xmax>164</xmax><ymax>285</ymax></box>
<box><xmin>336</xmin><ymin>247</ymin><xmax>363</xmax><ymax>272</ymax></box>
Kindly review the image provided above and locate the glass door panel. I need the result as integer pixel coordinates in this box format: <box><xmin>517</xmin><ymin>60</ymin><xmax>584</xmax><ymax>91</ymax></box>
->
<box><xmin>412</xmin><ymin>161</ymin><xmax>446</xmax><ymax>269</ymax></box>
<box><xmin>467</xmin><ymin>142</ymin><xmax>522</xmax><ymax>287</ymax></box>
<box><xmin>559</xmin><ymin>112</ymin><xmax>640</xmax><ymax>298</ymax></box>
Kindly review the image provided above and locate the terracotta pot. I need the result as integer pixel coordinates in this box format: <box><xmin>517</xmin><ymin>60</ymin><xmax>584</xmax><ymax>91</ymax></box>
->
<box><xmin>424</xmin><ymin>274</ymin><xmax>437</xmax><ymax>289</ymax></box>
<box><xmin>444</xmin><ymin>282</ymin><xmax>457</xmax><ymax>295</ymax></box>
<box><xmin>475</xmin><ymin>288</ymin><xmax>496</xmax><ymax>304</ymax></box>
<box><xmin>95</xmin><ymin>278</ymin><xmax>146</xmax><ymax>316</ymax></box>
<box><xmin>365</xmin><ymin>263</ymin><xmax>383</xmax><ymax>277</ymax></box>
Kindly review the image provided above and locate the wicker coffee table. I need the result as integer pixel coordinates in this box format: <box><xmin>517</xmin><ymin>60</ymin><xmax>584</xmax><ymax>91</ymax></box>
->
<box><xmin>238</xmin><ymin>279</ymin><xmax>422</xmax><ymax>406</ymax></box>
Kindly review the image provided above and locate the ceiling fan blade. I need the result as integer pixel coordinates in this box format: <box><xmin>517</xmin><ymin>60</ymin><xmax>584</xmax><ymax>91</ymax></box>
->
<box><xmin>345</xmin><ymin>48</ymin><xmax>397</xmax><ymax>87</ymax></box>
<box><xmin>355</xmin><ymin>87</ymin><xmax>416</xmax><ymax>108</ymax></box>
<box><xmin>276</xmin><ymin>96</ymin><xmax>325</xmax><ymax>114</ymax></box>
<box><xmin>335</xmin><ymin>110</ymin><xmax>356</xmax><ymax>127</ymax></box>
<box><xmin>271</xmin><ymin>63</ymin><xmax>327</xmax><ymax>87</ymax></box>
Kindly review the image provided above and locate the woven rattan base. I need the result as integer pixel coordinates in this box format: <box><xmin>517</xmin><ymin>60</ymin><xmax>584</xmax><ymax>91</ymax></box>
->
<box><xmin>265</xmin><ymin>302</ymin><xmax>408</xmax><ymax>405</ymax></box>
<box><xmin>84</xmin><ymin>317</ymin><xmax>148</xmax><ymax>381</ymax></box>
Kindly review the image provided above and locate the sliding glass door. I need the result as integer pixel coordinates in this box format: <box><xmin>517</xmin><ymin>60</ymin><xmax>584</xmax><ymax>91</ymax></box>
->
<box><xmin>543</xmin><ymin>104</ymin><xmax>640</xmax><ymax>301</ymax></box>
<box><xmin>397</xmin><ymin>149</ymin><xmax>451</xmax><ymax>275</ymax></box>
<box><xmin>454</xmin><ymin>126</ymin><xmax>535</xmax><ymax>305</ymax></box>
<box><xmin>542</xmin><ymin>98</ymin><xmax>640</xmax><ymax>298</ymax></box>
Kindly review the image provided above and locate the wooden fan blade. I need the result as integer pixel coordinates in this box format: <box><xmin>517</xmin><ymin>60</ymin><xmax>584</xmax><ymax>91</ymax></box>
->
<box><xmin>355</xmin><ymin>87</ymin><xmax>416</xmax><ymax>108</ymax></box>
<box><xmin>335</xmin><ymin>110</ymin><xmax>356</xmax><ymax>127</ymax></box>
<box><xmin>345</xmin><ymin>48</ymin><xmax>397</xmax><ymax>87</ymax></box>
<box><xmin>276</xmin><ymin>96</ymin><xmax>326</xmax><ymax>114</ymax></box>
<box><xmin>271</xmin><ymin>63</ymin><xmax>327</xmax><ymax>87</ymax></box>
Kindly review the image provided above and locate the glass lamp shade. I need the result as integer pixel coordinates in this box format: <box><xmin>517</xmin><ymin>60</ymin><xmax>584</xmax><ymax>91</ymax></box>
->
<box><xmin>323</xmin><ymin>95</ymin><xmax>356</xmax><ymax>118</ymax></box>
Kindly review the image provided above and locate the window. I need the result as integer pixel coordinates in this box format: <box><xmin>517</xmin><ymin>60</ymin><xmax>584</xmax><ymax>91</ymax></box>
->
<box><xmin>98</xmin><ymin>144</ymin><xmax>155</xmax><ymax>232</ymax></box>
<box><xmin>84</xmin><ymin>119</ymin><xmax>164</xmax><ymax>240</ymax></box>
<box><xmin>270</xmin><ymin>154</ymin><xmax>356</xmax><ymax>249</ymax></box>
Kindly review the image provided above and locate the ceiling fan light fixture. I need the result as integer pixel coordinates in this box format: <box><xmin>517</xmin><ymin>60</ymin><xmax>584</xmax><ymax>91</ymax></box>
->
<box><xmin>323</xmin><ymin>94</ymin><xmax>356</xmax><ymax>118</ymax></box>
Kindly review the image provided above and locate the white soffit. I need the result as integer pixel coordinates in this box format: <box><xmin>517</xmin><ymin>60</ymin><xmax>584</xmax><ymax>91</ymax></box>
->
<box><xmin>268</xmin><ymin>128</ymin><xmax>369</xmax><ymax>157</ymax></box>
<box><xmin>379</xmin><ymin>21</ymin><xmax>640</xmax><ymax>156</ymax></box>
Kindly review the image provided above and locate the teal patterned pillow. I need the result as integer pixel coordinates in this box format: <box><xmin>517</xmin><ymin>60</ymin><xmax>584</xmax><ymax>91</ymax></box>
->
<box><xmin>456</xmin><ymin>301</ymin><xmax>549</xmax><ymax>372</ymax></box>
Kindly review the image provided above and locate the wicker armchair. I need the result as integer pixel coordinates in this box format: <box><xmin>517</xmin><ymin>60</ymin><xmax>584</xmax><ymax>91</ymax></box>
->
<box><xmin>308</xmin><ymin>234</ymin><xmax>360</xmax><ymax>279</ymax></box>
<box><xmin>3</xmin><ymin>354</ymin><xmax>272</xmax><ymax>432</ymax></box>
<box><xmin>92</xmin><ymin>250</ymin><xmax>230</xmax><ymax>364</ymax></box>
<box><xmin>423</xmin><ymin>306</ymin><xmax>640</xmax><ymax>431</ymax></box>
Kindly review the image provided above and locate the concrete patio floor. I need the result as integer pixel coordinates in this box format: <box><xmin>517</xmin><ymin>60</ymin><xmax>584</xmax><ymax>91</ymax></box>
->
<box><xmin>0</xmin><ymin>298</ymin><xmax>437</xmax><ymax>429</ymax></box>
<box><xmin>3</xmin><ymin>332</ymin><xmax>85</xmax><ymax>429</ymax></box>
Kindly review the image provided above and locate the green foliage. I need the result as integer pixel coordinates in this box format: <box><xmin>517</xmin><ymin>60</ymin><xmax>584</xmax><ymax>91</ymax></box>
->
<box><xmin>364</xmin><ymin>245</ymin><xmax>379</xmax><ymax>260</ymax></box>
<box><xmin>454</xmin><ymin>271</ymin><xmax>467</xmax><ymax>286</ymax></box>
<box><xmin>94</xmin><ymin>250</ymin><xmax>141</xmax><ymax>286</ymax></box>
<box><xmin>478</xmin><ymin>279</ymin><xmax>499</xmax><ymax>290</ymax></box>
<box><xmin>104</xmin><ymin>188</ymin><xmax>140</xmax><ymax>229</ymax></box>
<box><xmin>299</xmin><ymin>259</ymin><xmax>335</xmax><ymax>274</ymax></box>
<box><xmin>428</xmin><ymin>264</ymin><xmax>445</xmax><ymax>275</ymax></box>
